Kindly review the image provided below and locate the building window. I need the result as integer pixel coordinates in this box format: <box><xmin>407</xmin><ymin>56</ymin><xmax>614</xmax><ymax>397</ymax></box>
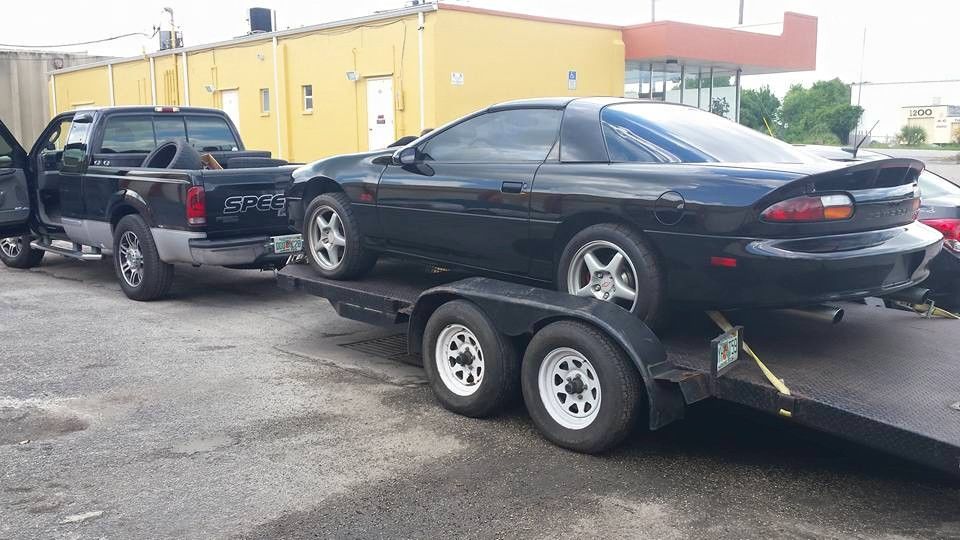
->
<box><xmin>260</xmin><ymin>88</ymin><xmax>270</xmax><ymax>114</ymax></box>
<box><xmin>302</xmin><ymin>85</ymin><xmax>314</xmax><ymax>112</ymax></box>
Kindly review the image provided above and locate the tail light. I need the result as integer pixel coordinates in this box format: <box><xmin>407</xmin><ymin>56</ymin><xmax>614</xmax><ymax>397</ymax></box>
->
<box><xmin>186</xmin><ymin>186</ymin><xmax>206</xmax><ymax>226</ymax></box>
<box><xmin>761</xmin><ymin>194</ymin><xmax>854</xmax><ymax>223</ymax></box>
<box><xmin>921</xmin><ymin>218</ymin><xmax>960</xmax><ymax>252</ymax></box>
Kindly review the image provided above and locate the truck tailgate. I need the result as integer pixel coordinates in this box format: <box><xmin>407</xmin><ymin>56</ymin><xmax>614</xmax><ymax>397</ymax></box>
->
<box><xmin>201</xmin><ymin>166</ymin><xmax>298</xmax><ymax>237</ymax></box>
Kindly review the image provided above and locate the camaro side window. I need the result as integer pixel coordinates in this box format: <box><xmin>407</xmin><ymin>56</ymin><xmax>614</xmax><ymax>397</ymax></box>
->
<box><xmin>422</xmin><ymin>109</ymin><xmax>562</xmax><ymax>162</ymax></box>
<box><xmin>101</xmin><ymin>116</ymin><xmax>156</xmax><ymax>153</ymax></box>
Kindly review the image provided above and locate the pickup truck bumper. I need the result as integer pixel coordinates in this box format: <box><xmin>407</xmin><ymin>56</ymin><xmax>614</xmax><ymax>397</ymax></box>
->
<box><xmin>152</xmin><ymin>228</ymin><xmax>298</xmax><ymax>267</ymax></box>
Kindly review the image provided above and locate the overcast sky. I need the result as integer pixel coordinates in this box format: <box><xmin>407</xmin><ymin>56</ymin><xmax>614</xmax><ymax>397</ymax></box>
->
<box><xmin>3</xmin><ymin>0</ymin><xmax>956</xmax><ymax>137</ymax></box>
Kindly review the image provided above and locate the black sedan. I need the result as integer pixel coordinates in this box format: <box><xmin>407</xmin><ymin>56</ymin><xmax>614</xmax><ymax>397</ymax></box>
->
<box><xmin>285</xmin><ymin>97</ymin><xmax>942</xmax><ymax>325</ymax></box>
<box><xmin>800</xmin><ymin>145</ymin><xmax>960</xmax><ymax>309</ymax></box>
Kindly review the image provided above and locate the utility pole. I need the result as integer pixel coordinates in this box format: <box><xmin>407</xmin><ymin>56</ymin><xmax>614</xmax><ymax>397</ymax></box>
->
<box><xmin>651</xmin><ymin>0</ymin><xmax>655</xmax><ymax>22</ymax></box>
<box><xmin>738</xmin><ymin>0</ymin><xmax>745</xmax><ymax>24</ymax></box>
<box><xmin>857</xmin><ymin>26</ymin><xmax>867</xmax><ymax>107</ymax></box>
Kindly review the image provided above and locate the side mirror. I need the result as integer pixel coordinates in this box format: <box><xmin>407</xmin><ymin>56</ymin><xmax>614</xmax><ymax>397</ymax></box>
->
<box><xmin>73</xmin><ymin>112</ymin><xmax>94</xmax><ymax>124</ymax></box>
<box><xmin>393</xmin><ymin>146</ymin><xmax>419</xmax><ymax>166</ymax></box>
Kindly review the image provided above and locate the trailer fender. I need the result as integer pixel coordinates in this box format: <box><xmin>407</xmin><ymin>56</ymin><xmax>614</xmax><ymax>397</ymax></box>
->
<box><xmin>408</xmin><ymin>277</ymin><xmax>687</xmax><ymax>430</ymax></box>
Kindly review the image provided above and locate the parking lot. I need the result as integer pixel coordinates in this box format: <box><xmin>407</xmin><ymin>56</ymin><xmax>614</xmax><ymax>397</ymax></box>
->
<box><xmin>2</xmin><ymin>255</ymin><xmax>959</xmax><ymax>539</ymax></box>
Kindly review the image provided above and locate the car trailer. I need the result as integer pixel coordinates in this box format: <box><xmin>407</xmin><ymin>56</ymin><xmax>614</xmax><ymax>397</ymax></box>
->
<box><xmin>277</xmin><ymin>261</ymin><xmax>960</xmax><ymax>477</ymax></box>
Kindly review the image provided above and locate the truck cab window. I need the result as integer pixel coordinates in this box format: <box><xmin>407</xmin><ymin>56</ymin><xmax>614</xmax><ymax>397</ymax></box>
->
<box><xmin>100</xmin><ymin>116</ymin><xmax>155</xmax><ymax>153</ymax></box>
<box><xmin>62</xmin><ymin>121</ymin><xmax>91</xmax><ymax>169</ymax></box>
<box><xmin>154</xmin><ymin>116</ymin><xmax>187</xmax><ymax>142</ymax></box>
<box><xmin>185</xmin><ymin>116</ymin><xmax>238</xmax><ymax>152</ymax></box>
<box><xmin>37</xmin><ymin>119</ymin><xmax>73</xmax><ymax>171</ymax></box>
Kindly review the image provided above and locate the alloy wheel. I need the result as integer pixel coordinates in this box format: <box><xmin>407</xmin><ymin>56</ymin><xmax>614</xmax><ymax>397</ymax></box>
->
<box><xmin>309</xmin><ymin>205</ymin><xmax>347</xmax><ymax>270</ymax></box>
<box><xmin>567</xmin><ymin>240</ymin><xmax>639</xmax><ymax>311</ymax></box>
<box><xmin>538</xmin><ymin>347</ymin><xmax>601</xmax><ymax>430</ymax></box>
<box><xmin>0</xmin><ymin>237</ymin><xmax>23</xmax><ymax>258</ymax></box>
<box><xmin>118</xmin><ymin>231</ymin><xmax>144</xmax><ymax>287</ymax></box>
<box><xmin>435</xmin><ymin>323</ymin><xmax>485</xmax><ymax>396</ymax></box>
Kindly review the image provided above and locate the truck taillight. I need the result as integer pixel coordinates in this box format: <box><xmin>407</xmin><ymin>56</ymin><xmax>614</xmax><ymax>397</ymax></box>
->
<box><xmin>920</xmin><ymin>218</ymin><xmax>960</xmax><ymax>252</ymax></box>
<box><xmin>761</xmin><ymin>194</ymin><xmax>854</xmax><ymax>223</ymax></box>
<box><xmin>186</xmin><ymin>186</ymin><xmax>206</xmax><ymax>226</ymax></box>
<box><xmin>155</xmin><ymin>106</ymin><xmax>180</xmax><ymax>113</ymax></box>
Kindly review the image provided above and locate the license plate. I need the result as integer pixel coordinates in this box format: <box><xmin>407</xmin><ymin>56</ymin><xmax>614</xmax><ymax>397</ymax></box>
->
<box><xmin>711</xmin><ymin>326</ymin><xmax>742</xmax><ymax>377</ymax></box>
<box><xmin>270</xmin><ymin>234</ymin><xmax>303</xmax><ymax>254</ymax></box>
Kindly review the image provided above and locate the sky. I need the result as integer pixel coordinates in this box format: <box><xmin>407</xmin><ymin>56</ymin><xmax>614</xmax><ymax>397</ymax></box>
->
<box><xmin>3</xmin><ymin>0</ymin><xmax>957</xmax><ymax>138</ymax></box>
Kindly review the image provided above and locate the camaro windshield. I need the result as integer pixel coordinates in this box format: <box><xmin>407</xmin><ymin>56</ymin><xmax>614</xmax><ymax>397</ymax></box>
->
<box><xmin>601</xmin><ymin>103</ymin><xmax>815</xmax><ymax>164</ymax></box>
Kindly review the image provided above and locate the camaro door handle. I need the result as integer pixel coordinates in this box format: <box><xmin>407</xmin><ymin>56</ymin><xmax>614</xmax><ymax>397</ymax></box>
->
<box><xmin>501</xmin><ymin>181</ymin><xmax>525</xmax><ymax>194</ymax></box>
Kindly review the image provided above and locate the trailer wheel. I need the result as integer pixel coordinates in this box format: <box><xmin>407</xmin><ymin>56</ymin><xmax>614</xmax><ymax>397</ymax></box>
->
<box><xmin>113</xmin><ymin>215</ymin><xmax>175</xmax><ymax>301</ymax></box>
<box><xmin>0</xmin><ymin>236</ymin><xmax>44</xmax><ymax>269</ymax></box>
<box><xmin>422</xmin><ymin>300</ymin><xmax>520</xmax><ymax>418</ymax></box>
<box><xmin>521</xmin><ymin>320</ymin><xmax>644</xmax><ymax>453</ymax></box>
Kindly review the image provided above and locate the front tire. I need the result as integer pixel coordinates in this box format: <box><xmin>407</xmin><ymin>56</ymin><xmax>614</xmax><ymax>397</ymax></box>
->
<box><xmin>0</xmin><ymin>236</ymin><xmax>44</xmax><ymax>269</ymax></box>
<box><xmin>113</xmin><ymin>215</ymin><xmax>174</xmax><ymax>301</ymax></box>
<box><xmin>303</xmin><ymin>192</ymin><xmax>376</xmax><ymax>279</ymax></box>
<box><xmin>558</xmin><ymin>223</ymin><xmax>665</xmax><ymax>326</ymax></box>
<box><xmin>521</xmin><ymin>320</ymin><xmax>644</xmax><ymax>453</ymax></box>
<box><xmin>422</xmin><ymin>300</ymin><xmax>521</xmax><ymax>418</ymax></box>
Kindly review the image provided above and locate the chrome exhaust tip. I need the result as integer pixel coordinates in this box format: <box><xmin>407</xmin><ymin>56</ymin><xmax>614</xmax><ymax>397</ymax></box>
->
<box><xmin>884</xmin><ymin>286</ymin><xmax>931</xmax><ymax>306</ymax></box>
<box><xmin>778</xmin><ymin>304</ymin><xmax>845</xmax><ymax>325</ymax></box>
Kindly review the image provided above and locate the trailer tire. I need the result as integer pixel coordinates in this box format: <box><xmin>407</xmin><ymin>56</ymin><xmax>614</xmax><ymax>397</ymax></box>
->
<box><xmin>521</xmin><ymin>320</ymin><xmax>644</xmax><ymax>453</ymax></box>
<box><xmin>303</xmin><ymin>193</ymin><xmax>377</xmax><ymax>279</ymax></box>
<box><xmin>0</xmin><ymin>236</ymin><xmax>44</xmax><ymax>269</ymax></box>
<box><xmin>422</xmin><ymin>300</ymin><xmax>520</xmax><ymax>418</ymax></box>
<box><xmin>113</xmin><ymin>215</ymin><xmax>175</xmax><ymax>301</ymax></box>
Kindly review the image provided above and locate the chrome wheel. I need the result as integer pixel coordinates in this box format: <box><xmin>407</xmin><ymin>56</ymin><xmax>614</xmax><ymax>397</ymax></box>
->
<box><xmin>0</xmin><ymin>237</ymin><xmax>23</xmax><ymax>258</ymax></box>
<box><xmin>567</xmin><ymin>240</ymin><xmax>639</xmax><ymax>311</ymax></box>
<box><xmin>308</xmin><ymin>205</ymin><xmax>346</xmax><ymax>270</ymax></box>
<box><xmin>434</xmin><ymin>324</ymin><xmax>485</xmax><ymax>396</ymax></box>
<box><xmin>117</xmin><ymin>231</ymin><xmax>144</xmax><ymax>287</ymax></box>
<box><xmin>538</xmin><ymin>347</ymin><xmax>601</xmax><ymax>430</ymax></box>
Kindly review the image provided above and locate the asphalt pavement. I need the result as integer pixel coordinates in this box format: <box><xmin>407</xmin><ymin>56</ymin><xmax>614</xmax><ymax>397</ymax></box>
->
<box><xmin>2</xmin><ymin>256</ymin><xmax>959</xmax><ymax>539</ymax></box>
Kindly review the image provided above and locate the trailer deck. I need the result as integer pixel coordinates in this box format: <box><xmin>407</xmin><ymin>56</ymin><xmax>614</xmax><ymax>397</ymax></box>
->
<box><xmin>278</xmin><ymin>261</ymin><xmax>960</xmax><ymax>476</ymax></box>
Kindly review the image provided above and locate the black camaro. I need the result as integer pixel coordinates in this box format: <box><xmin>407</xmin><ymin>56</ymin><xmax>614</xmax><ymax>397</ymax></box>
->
<box><xmin>285</xmin><ymin>97</ymin><xmax>942</xmax><ymax>324</ymax></box>
<box><xmin>800</xmin><ymin>145</ymin><xmax>960</xmax><ymax>309</ymax></box>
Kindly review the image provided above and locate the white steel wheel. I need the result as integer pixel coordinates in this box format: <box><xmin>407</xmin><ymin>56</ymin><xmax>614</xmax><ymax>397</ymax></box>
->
<box><xmin>117</xmin><ymin>231</ymin><xmax>144</xmax><ymax>288</ymax></box>
<box><xmin>537</xmin><ymin>347</ymin><xmax>601</xmax><ymax>430</ymax></box>
<box><xmin>434</xmin><ymin>323</ymin><xmax>485</xmax><ymax>396</ymax></box>
<box><xmin>0</xmin><ymin>237</ymin><xmax>22</xmax><ymax>258</ymax></box>
<box><xmin>308</xmin><ymin>205</ymin><xmax>347</xmax><ymax>270</ymax></box>
<box><xmin>567</xmin><ymin>240</ymin><xmax>639</xmax><ymax>312</ymax></box>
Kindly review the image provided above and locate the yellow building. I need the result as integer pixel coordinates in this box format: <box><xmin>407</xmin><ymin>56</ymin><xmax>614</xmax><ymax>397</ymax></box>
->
<box><xmin>48</xmin><ymin>3</ymin><xmax>816</xmax><ymax>162</ymax></box>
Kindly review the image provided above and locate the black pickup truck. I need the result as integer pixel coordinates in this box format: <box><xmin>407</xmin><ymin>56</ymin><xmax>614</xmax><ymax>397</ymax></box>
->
<box><xmin>0</xmin><ymin>106</ymin><xmax>302</xmax><ymax>300</ymax></box>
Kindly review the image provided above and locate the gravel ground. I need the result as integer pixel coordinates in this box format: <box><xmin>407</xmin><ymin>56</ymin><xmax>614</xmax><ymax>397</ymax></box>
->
<box><xmin>1</xmin><ymin>257</ymin><xmax>959</xmax><ymax>539</ymax></box>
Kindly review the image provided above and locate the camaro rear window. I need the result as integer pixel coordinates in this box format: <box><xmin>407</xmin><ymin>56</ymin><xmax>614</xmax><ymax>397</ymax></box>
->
<box><xmin>601</xmin><ymin>103</ymin><xmax>813</xmax><ymax>164</ymax></box>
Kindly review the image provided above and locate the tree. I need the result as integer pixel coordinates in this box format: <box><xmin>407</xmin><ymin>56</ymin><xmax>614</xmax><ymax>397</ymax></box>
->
<box><xmin>739</xmin><ymin>86</ymin><xmax>781</xmax><ymax>134</ymax></box>
<box><xmin>898</xmin><ymin>125</ymin><xmax>927</xmax><ymax>146</ymax></box>
<box><xmin>680</xmin><ymin>75</ymin><xmax>732</xmax><ymax>89</ymax></box>
<box><xmin>780</xmin><ymin>78</ymin><xmax>863</xmax><ymax>144</ymax></box>
<box><xmin>710</xmin><ymin>97</ymin><xmax>730</xmax><ymax>117</ymax></box>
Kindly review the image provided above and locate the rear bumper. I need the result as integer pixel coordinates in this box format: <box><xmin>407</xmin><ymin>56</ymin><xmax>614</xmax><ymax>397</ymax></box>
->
<box><xmin>152</xmin><ymin>228</ymin><xmax>297</xmax><ymax>267</ymax></box>
<box><xmin>654</xmin><ymin>221</ymin><xmax>944</xmax><ymax>308</ymax></box>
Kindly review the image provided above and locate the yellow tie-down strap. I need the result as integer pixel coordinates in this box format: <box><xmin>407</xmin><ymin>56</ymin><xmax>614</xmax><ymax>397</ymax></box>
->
<box><xmin>706</xmin><ymin>310</ymin><xmax>793</xmax><ymax>418</ymax></box>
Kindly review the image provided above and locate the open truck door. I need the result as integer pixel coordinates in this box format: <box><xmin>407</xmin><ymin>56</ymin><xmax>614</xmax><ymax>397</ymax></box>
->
<box><xmin>0</xmin><ymin>118</ymin><xmax>31</xmax><ymax>237</ymax></box>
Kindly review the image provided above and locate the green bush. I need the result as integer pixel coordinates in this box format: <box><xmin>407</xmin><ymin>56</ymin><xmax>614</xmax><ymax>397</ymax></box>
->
<box><xmin>897</xmin><ymin>125</ymin><xmax>927</xmax><ymax>146</ymax></box>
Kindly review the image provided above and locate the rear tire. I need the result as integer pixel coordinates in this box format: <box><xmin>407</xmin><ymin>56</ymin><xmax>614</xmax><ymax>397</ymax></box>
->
<box><xmin>521</xmin><ymin>320</ymin><xmax>644</xmax><ymax>453</ymax></box>
<box><xmin>558</xmin><ymin>223</ymin><xmax>666</xmax><ymax>327</ymax></box>
<box><xmin>303</xmin><ymin>193</ymin><xmax>377</xmax><ymax>279</ymax></box>
<box><xmin>113</xmin><ymin>215</ymin><xmax>174</xmax><ymax>301</ymax></box>
<box><xmin>0</xmin><ymin>235</ymin><xmax>44</xmax><ymax>269</ymax></box>
<box><xmin>422</xmin><ymin>300</ymin><xmax>521</xmax><ymax>418</ymax></box>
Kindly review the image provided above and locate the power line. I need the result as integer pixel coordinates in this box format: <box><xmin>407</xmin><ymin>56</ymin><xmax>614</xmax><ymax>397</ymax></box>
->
<box><xmin>851</xmin><ymin>79</ymin><xmax>960</xmax><ymax>86</ymax></box>
<box><xmin>0</xmin><ymin>31</ymin><xmax>155</xmax><ymax>49</ymax></box>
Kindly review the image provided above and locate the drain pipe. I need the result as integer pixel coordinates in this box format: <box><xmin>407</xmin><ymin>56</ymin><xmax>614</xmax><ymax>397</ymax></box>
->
<box><xmin>417</xmin><ymin>11</ymin><xmax>426</xmax><ymax>133</ymax></box>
